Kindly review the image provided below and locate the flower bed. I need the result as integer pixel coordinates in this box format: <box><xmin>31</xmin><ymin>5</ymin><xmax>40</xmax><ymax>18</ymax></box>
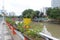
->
<box><xmin>6</xmin><ymin>18</ymin><xmax>44</xmax><ymax>40</ymax></box>
<box><xmin>17</xmin><ymin>22</ymin><xmax>44</xmax><ymax>40</ymax></box>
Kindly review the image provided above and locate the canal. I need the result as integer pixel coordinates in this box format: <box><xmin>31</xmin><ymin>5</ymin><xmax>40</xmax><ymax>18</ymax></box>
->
<box><xmin>44</xmin><ymin>22</ymin><xmax>60</xmax><ymax>39</ymax></box>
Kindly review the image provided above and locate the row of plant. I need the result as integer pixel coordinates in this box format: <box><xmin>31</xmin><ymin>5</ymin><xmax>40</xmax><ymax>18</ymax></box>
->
<box><xmin>6</xmin><ymin>18</ymin><xmax>16</xmax><ymax>26</ymax></box>
<box><xmin>6</xmin><ymin>18</ymin><xmax>44</xmax><ymax>40</ymax></box>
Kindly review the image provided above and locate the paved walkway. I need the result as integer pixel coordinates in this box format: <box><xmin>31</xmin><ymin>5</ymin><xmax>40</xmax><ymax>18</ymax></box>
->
<box><xmin>0</xmin><ymin>20</ymin><xmax>22</xmax><ymax>40</ymax></box>
<box><xmin>7</xmin><ymin>25</ymin><xmax>22</xmax><ymax>40</ymax></box>
<box><xmin>0</xmin><ymin>20</ymin><xmax>13</xmax><ymax>40</ymax></box>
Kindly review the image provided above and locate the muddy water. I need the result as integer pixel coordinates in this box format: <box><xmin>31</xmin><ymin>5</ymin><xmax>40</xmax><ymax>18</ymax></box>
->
<box><xmin>43</xmin><ymin>22</ymin><xmax>60</xmax><ymax>39</ymax></box>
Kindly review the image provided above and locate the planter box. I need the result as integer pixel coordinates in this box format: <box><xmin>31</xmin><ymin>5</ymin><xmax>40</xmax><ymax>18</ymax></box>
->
<box><xmin>23</xmin><ymin>34</ymin><xmax>45</xmax><ymax>40</ymax></box>
<box><xmin>6</xmin><ymin>22</ymin><xmax>28</xmax><ymax>40</ymax></box>
<box><xmin>6</xmin><ymin>22</ymin><xmax>45</xmax><ymax>40</ymax></box>
<box><xmin>15</xmin><ymin>30</ymin><xmax>45</xmax><ymax>40</ymax></box>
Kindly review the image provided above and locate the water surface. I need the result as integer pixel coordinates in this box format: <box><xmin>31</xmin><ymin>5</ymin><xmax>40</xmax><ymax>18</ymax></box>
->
<box><xmin>44</xmin><ymin>22</ymin><xmax>60</xmax><ymax>39</ymax></box>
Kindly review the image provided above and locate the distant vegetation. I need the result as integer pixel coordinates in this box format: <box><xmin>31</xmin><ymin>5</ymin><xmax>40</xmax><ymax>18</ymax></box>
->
<box><xmin>22</xmin><ymin>9</ymin><xmax>44</xmax><ymax>19</ymax></box>
<box><xmin>0</xmin><ymin>14</ymin><xmax>2</xmax><ymax>17</ymax></box>
<box><xmin>46</xmin><ymin>7</ymin><xmax>60</xmax><ymax>21</ymax></box>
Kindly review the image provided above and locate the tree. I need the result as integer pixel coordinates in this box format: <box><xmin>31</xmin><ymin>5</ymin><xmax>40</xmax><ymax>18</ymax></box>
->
<box><xmin>40</xmin><ymin>12</ymin><xmax>44</xmax><ymax>17</ymax></box>
<box><xmin>0</xmin><ymin>14</ymin><xmax>2</xmax><ymax>17</ymax></box>
<box><xmin>34</xmin><ymin>11</ymin><xmax>40</xmax><ymax>18</ymax></box>
<box><xmin>34</xmin><ymin>11</ymin><xmax>45</xmax><ymax>18</ymax></box>
<box><xmin>46</xmin><ymin>7</ymin><xmax>60</xmax><ymax>20</ymax></box>
<box><xmin>22</xmin><ymin>9</ymin><xmax>35</xmax><ymax>18</ymax></box>
<box><xmin>22</xmin><ymin>9</ymin><xmax>43</xmax><ymax>19</ymax></box>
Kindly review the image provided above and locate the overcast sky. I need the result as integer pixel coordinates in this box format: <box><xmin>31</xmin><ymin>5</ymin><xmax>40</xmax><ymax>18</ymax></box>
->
<box><xmin>0</xmin><ymin>0</ymin><xmax>51</xmax><ymax>16</ymax></box>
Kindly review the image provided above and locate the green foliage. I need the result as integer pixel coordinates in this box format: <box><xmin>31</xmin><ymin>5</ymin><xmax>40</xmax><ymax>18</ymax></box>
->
<box><xmin>17</xmin><ymin>23</ymin><xmax>25</xmax><ymax>33</ymax></box>
<box><xmin>23</xmin><ymin>22</ymin><xmax>43</xmax><ymax>38</ymax></box>
<box><xmin>10</xmin><ymin>21</ymin><xmax>15</xmax><ymax>25</ymax></box>
<box><xmin>24</xmin><ymin>29</ymin><xmax>37</xmax><ymax>38</ymax></box>
<box><xmin>0</xmin><ymin>15</ymin><xmax>2</xmax><ymax>17</ymax></box>
<box><xmin>22</xmin><ymin>9</ymin><xmax>34</xmax><ymax>18</ymax></box>
<box><xmin>24</xmin><ymin>28</ymin><xmax>42</xmax><ymax>39</ymax></box>
<box><xmin>6</xmin><ymin>17</ymin><xmax>43</xmax><ymax>39</ymax></box>
<box><xmin>22</xmin><ymin>9</ymin><xmax>40</xmax><ymax>18</ymax></box>
<box><xmin>6</xmin><ymin>18</ymin><xmax>15</xmax><ymax>25</ymax></box>
<box><xmin>6</xmin><ymin>18</ymin><xmax>11</xmax><ymax>22</ymax></box>
<box><xmin>17</xmin><ymin>22</ymin><xmax>43</xmax><ymax>39</ymax></box>
<box><xmin>46</xmin><ymin>8</ymin><xmax>60</xmax><ymax>20</ymax></box>
<box><xmin>34</xmin><ymin>11</ymin><xmax>40</xmax><ymax>18</ymax></box>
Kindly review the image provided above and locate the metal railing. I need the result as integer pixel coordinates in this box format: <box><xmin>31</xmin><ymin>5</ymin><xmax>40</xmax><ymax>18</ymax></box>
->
<box><xmin>39</xmin><ymin>32</ymin><xmax>59</xmax><ymax>40</ymax></box>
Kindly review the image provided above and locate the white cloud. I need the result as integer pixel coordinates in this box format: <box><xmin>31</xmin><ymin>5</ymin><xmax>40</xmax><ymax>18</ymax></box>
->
<box><xmin>0</xmin><ymin>0</ymin><xmax>51</xmax><ymax>16</ymax></box>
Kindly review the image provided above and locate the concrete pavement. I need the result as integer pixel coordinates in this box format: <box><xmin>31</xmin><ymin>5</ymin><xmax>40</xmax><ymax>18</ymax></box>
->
<box><xmin>0</xmin><ymin>20</ymin><xmax>12</xmax><ymax>40</ymax></box>
<box><xmin>0</xmin><ymin>19</ymin><xmax>22</xmax><ymax>40</ymax></box>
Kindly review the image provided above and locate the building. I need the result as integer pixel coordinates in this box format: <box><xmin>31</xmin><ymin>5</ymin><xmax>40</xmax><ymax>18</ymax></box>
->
<box><xmin>51</xmin><ymin>0</ymin><xmax>60</xmax><ymax>8</ymax></box>
<box><xmin>9</xmin><ymin>12</ymin><xmax>15</xmax><ymax>16</ymax></box>
<box><xmin>42</xmin><ymin>7</ymin><xmax>48</xmax><ymax>16</ymax></box>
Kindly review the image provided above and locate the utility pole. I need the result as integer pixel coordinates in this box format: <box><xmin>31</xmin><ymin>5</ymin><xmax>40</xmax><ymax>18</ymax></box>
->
<box><xmin>2</xmin><ymin>0</ymin><xmax>5</xmax><ymax>21</ymax></box>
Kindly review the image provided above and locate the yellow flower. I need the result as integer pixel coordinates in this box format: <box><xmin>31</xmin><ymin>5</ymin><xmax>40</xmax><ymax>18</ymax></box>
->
<box><xmin>23</xmin><ymin>18</ymin><xmax>31</xmax><ymax>25</ymax></box>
